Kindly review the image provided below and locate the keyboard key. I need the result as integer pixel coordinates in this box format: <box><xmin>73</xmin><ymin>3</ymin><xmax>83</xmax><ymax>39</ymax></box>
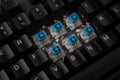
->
<box><xmin>12</xmin><ymin>13</ymin><xmax>31</xmax><ymax>30</ymax></box>
<box><xmin>47</xmin><ymin>0</ymin><xmax>64</xmax><ymax>11</ymax></box>
<box><xmin>111</xmin><ymin>3</ymin><xmax>120</xmax><ymax>17</ymax></box>
<box><xmin>0</xmin><ymin>44</ymin><xmax>14</xmax><ymax>63</ymax></box>
<box><xmin>50</xmin><ymin>60</ymin><xmax>69</xmax><ymax>79</ymax></box>
<box><xmin>96</xmin><ymin>12</ymin><xmax>113</xmax><ymax>27</ymax></box>
<box><xmin>10</xmin><ymin>59</ymin><xmax>30</xmax><ymax>78</ymax></box>
<box><xmin>62</xmin><ymin>34</ymin><xmax>82</xmax><ymax>53</ymax></box>
<box><xmin>0</xmin><ymin>22</ymin><xmax>13</xmax><ymax>40</ymax></box>
<box><xmin>99</xmin><ymin>0</ymin><xmax>112</xmax><ymax>5</ymax></box>
<box><xmin>13</xmin><ymin>34</ymin><xmax>32</xmax><ymax>52</ymax></box>
<box><xmin>67</xmin><ymin>50</ymin><xmax>86</xmax><ymax>67</ymax></box>
<box><xmin>64</xmin><ymin>12</ymin><xmax>82</xmax><ymax>30</ymax></box>
<box><xmin>31</xmin><ymin>71</ymin><xmax>49</xmax><ymax>80</ymax></box>
<box><xmin>1</xmin><ymin>0</ymin><xmax>18</xmax><ymax>10</ymax></box>
<box><xmin>84</xmin><ymin>41</ymin><xmax>102</xmax><ymax>57</ymax></box>
<box><xmin>100</xmin><ymin>31</ymin><xmax>118</xmax><ymax>47</ymax></box>
<box><xmin>47</xmin><ymin>44</ymin><xmax>66</xmax><ymax>62</ymax></box>
<box><xmin>29</xmin><ymin>3</ymin><xmax>48</xmax><ymax>21</ymax></box>
<box><xmin>79</xmin><ymin>24</ymin><xmax>97</xmax><ymax>43</ymax></box>
<box><xmin>32</xmin><ymin>30</ymin><xmax>51</xmax><ymax>48</ymax></box>
<box><xmin>49</xmin><ymin>21</ymin><xmax>67</xmax><ymax>39</ymax></box>
<box><xmin>0</xmin><ymin>70</ymin><xmax>9</xmax><ymax>80</ymax></box>
<box><xmin>81</xmin><ymin>0</ymin><xmax>98</xmax><ymax>14</ymax></box>
<box><xmin>29</xmin><ymin>49</ymin><xmax>48</xmax><ymax>67</ymax></box>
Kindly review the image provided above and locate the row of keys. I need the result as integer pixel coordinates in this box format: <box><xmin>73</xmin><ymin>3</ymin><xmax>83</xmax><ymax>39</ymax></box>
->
<box><xmin>81</xmin><ymin>0</ymin><xmax>112</xmax><ymax>14</ymax></box>
<box><xmin>1</xmin><ymin>34</ymin><xmax>90</xmax><ymax>79</ymax></box>
<box><xmin>0</xmin><ymin>59</ymin><xmax>69</xmax><ymax>79</ymax></box>
<box><xmin>1</xmin><ymin>1</ymin><xmax>119</xmax><ymax>41</ymax></box>
<box><xmin>1</xmin><ymin>0</ymin><xmax>119</xmax><ymax>28</ymax></box>
<box><xmin>0</xmin><ymin>12</ymin><xmax>31</xmax><ymax>40</ymax></box>
<box><xmin>1</xmin><ymin>28</ymin><xmax>118</xmax><ymax>65</ymax></box>
<box><xmin>0</xmin><ymin>70</ymin><xmax>49</xmax><ymax>80</ymax></box>
<box><xmin>0</xmin><ymin>0</ymin><xmax>65</xmax><ymax>22</ymax></box>
<box><xmin>0</xmin><ymin>1</ymin><xmax>65</xmax><ymax>41</ymax></box>
<box><xmin>0</xmin><ymin>48</ymin><xmax>49</xmax><ymax>79</ymax></box>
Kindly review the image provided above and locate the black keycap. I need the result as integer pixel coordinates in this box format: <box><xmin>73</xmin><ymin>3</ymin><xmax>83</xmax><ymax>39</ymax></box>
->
<box><xmin>1</xmin><ymin>0</ymin><xmax>18</xmax><ymax>10</ymax></box>
<box><xmin>13</xmin><ymin>34</ymin><xmax>32</xmax><ymax>52</ymax></box>
<box><xmin>81</xmin><ymin>0</ymin><xmax>98</xmax><ymax>14</ymax></box>
<box><xmin>115</xmin><ymin>24</ymin><xmax>120</xmax><ymax>33</ymax></box>
<box><xmin>10</xmin><ymin>59</ymin><xmax>30</xmax><ymax>78</ymax></box>
<box><xmin>69</xmin><ymin>47</ymin><xmax>120</xmax><ymax>80</ymax></box>
<box><xmin>0</xmin><ymin>44</ymin><xmax>14</xmax><ymax>63</ymax></box>
<box><xmin>29</xmin><ymin>49</ymin><xmax>48</xmax><ymax>67</ymax></box>
<box><xmin>29</xmin><ymin>3</ymin><xmax>48</xmax><ymax>21</ymax></box>
<box><xmin>0</xmin><ymin>22</ymin><xmax>13</xmax><ymax>40</ymax></box>
<box><xmin>50</xmin><ymin>60</ymin><xmax>69</xmax><ymax>79</ymax></box>
<box><xmin>96</xmin><ymin>12</ymin><xmax>113</xmax><ymax>27</ymax></box>
<box><xmin>31</xmin><ymin>71</ymin><xmax>49</xmax><ymax>80</ymax></box>
<box><xmin>100</xmin><ymin>31</ymin><xmax>118</xmax><ymax>47</ymax></box>
<box><xmin>0</xmin><ymin>70</ymin><xmax>9</xmax><ymax>80</ymax></box>
<box><xmin>111</xmin><ymin>3</ymin><xmax>120</xmax><ymax>17</ymax></box>
<box><xmin>12</xmin><ymin>13</ymin><xmax>31</xmax><ymax>30</ymax></box>
<box><xmin>84</xmin><ymin>41</ymin><xmax>102</xmax><ymax>57</ymax></box>
<box><xmin>47</xmin><ymin>0</ymin><xmax>64</xmax><ymax>11</ymax></box>
<box><xmin>67</xmin><ymin>50</ymin><xmax>86</xmax><ymax>67</ymax></box>
<box><xmin>99</xmin><ymin>0</ymin><xmax>112</xmax><ymax>5</ymax></box>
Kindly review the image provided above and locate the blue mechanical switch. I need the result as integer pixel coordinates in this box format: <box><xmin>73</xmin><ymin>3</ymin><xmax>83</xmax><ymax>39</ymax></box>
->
<box><xmin>83</xmin><ymin>25</ymin><xmax>95</xmax><ymax>36</ymax></box>
<box><xmin>79</xmin><ymin>25</ymin><xmax>97</xmax><ymax>43</ymax></box>
<box><xmin>64</xmin><ymin>12</ymin><xmax>82</xmax><ymax>30</ymax></box>
<box><xmin>47</xmin><ymin>44</ymin><xmax>66</xmax><ymax>62</ymax></box>
<box><xmin>49</xmin><ymin>21</ymin><xmax>67</xmax><ymax>39</ymax></box>
<box><xmin>51</xmin><ymin>45</ymin><xmax>62</xmax><ymax>55</ymax></box>
<box><xmin>69</xmin><ymin>13</ymin><xmax>80</xmax><ymax>23</ymax></box>
<box><xmin>36</xmin><ymin>31</ymin><xmax>47</xmax><ymax>41</ymax></box>
<box><xmin>68</xmin><ymin>35</ymin><xmax>78</xmax><ymax>45</ymax></box>
<box><xmin>53</xmin><ymin>22</ymin><xmax>63</xmax><ymax>32</ymax></box>
<box><xmin>62</xmin><ymin>34</ymin><xmax>82</xmax><ymax>53</ymax></box>
<box><xmin>32</xmin><ymin>30</ymin><xmax>51</xmax><ymax>48</ymax></box>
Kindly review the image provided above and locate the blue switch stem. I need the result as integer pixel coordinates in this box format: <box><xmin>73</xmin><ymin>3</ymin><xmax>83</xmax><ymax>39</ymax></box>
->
<box><xmin>36</xmin><ymin>31</ymin><xmax>47</xmax><ymax>41</ymax></box>
<box><xmin>53</xmin><ymin>22</ymin><xmax>63</xmax><ymax>32</ymax></box>
<box><xmin>52</xmin><ymin>45</ymin><xmax>62</xmax><ymax>55</ymax></box>
<box><xmin>69</xmin><ymin>13</ymin><xmax>80</xmax><ymax>23</ymax></box>
<box><xmin>68</xmin><ymin>35</ymin><xmax>78</xmax><ymax>45</ymax></box>
<box><xmin>84</xmin><ymin>25</ymin><xmax>94</xmax><ymax>36</ymax></box>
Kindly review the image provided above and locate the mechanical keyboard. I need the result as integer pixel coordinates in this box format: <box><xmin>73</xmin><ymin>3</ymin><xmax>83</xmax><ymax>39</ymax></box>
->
<box><xmin>0</xmin><ymin>0</ymin><xmax>120</xmax><ymax>80</ymax></box>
